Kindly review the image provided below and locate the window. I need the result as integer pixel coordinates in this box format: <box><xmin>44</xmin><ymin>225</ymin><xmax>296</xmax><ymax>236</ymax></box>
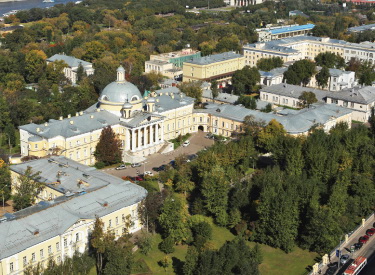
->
<box><xmin>56</xmin><ymin>242</ymin><xmax>60</xmax><ymax>251</ymax></box>
<box><xmin>64</xmin><ymin>238</ymin><xmax>67</xmax><ymax>247</ymax></box>
<box><xmin>23</xmin><ymin>256</ymin><xmax>27</xmax><ymax>267</ymax></box>
<box><xmin>32</xmin><ymin>253</ymin><xmax>36</xmax><ymax>262</ymax></box>
<box><xmin>109</xmin><ymin>219</ymin><xmax>112</xmax><ymax>228</ymax></box>
<box><xmin>122</xmin><ymin>214</ymin><xmax>125</xmax><ymax>222</ymax></box>
<box><xmin>350</xmin><ymin>102</ymin><xmax>354</xmax><ymax>108</ymax></box>
<box><xmin>57</xmin><ymin>256</ymin><xmax>61</xmax><ymax>263</ymax></box>
<box><xmin>10</xmin><ymin>262</ymin><xmax>13</xmax><ymax>272</ymax></box>
<box><xmin>40</xmin><ymin>249</ymin><xmax>44</xmax><ymax>258</ymax></box>
<box><xmin>70</xmin><ymin>142</ymin><xmax>72</xmax><ymax>147</ymax></box>
<box><xmin>76</xmin><ymin>233</ymin><xmax>79</xmax><ymax>242</ymax></box>
<box><xmin>35</xmin><ymin>144</ymin><xmax>38</xmax><ymax>149</ymax></box>
<box><xmin>48</xmin><ymin>245</ymin><xmax>52</xmax><ymax>254</ymax></box>
<box><xmin>116</xmin><ymin>216</ymin><xmax>119</xmax><ymax>225</ymax></box>
<box><xmin>76</xmin><ymin>151</ymin><xmax>80</xmax><ymax>160</ymax></box>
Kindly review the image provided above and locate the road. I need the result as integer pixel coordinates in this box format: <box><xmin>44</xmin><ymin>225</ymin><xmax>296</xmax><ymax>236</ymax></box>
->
<box><xmin>105</xmin><ymin>131</ymin><xmax>214</xmax><ymax>178</ymax></box>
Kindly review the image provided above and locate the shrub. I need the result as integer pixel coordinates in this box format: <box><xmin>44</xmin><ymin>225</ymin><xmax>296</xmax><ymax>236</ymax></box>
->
<box><xmin>94</xmin><ymin>161</ymin><xmax>105</xmax><ymax>169</ymax></box>
<box><xmin>159</xmin><ymin>236</ymin><xmax>175</xmax><ymax>254</ymax></box>
<box><xmin>136</xmin><ymin>231</ymin><xmax>153</xmax><ymax>255</ymax></box>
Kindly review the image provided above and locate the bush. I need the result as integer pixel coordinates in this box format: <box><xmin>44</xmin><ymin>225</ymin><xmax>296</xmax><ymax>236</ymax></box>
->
<box><xmin>95</xmin><ymin>161</ymin><xmax>105</xmax><ymax>169</ymax></box>
<box><xmin>192</xmin><ymin>222</ymin><xmax>212</xmax><ymax>249</ymax></box>
<box><xmin>136</xmin><ymin>231</ymin><xmax>153</xmax><ymax>255</ymax></box>
<box><xmin>159</xmin><ymin>236</ymin><xmax>175</xmax><ymax>254</ymax></box>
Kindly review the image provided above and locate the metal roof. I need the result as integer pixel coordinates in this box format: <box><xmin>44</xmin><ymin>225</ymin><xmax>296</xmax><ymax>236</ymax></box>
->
<box><xmin>184</xmin><ymin>52</ymin><xmax>243</xmax><ymax>65</ymax></box>
<box><xmin>348</xmin><ymin>23</ymin><xmax>375</xmax><ymax>33</ymax></box>
<box><xmin>269</xmin><ymin>24</ymin><xmax>315</xmax><ymax>35</ymax></box>
<box><xmin>47</xmin><ymin>54</ymin><xmax>92</xmax><ymax>68</ymax></box>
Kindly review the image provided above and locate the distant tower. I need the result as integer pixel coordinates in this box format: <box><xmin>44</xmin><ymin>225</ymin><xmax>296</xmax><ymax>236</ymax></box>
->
<box><xmin>116</xmin><ymin>66</ymin><xmax>126</xmax><ymax>82</ymax></box>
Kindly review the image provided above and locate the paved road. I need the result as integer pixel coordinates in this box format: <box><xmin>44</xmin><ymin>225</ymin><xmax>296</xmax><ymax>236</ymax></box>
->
<box><xmin>105</xmin><ymin>131</ymin><xmax>214</xmax><ymax>178</ymax></box>
<box><xmin>318</xmin><ymin>216</ymin><xmax>375</xmax><ymax>275</ymax></box>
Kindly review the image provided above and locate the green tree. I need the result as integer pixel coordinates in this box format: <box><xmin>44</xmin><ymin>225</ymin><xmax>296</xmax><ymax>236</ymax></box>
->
<box><xmin>179</xmin><ymin>82</ymin><xmax>203</xmax><ymax>105</ymax></box>
<box><xmin>183</xmin><ymin>246</ymin><xmax>199</xmax><ymax>275</ymax></box>
<box><xmin>25</xmin><ymin>50</ymin><xmax>47</xmax><ymax>83</ymax></box>
<box><xmin>82</xmin><ymin>41</ymin><xmax>106</xmax><ymax>62</ymax></box>
<box><xmin>159</xmin><ymin>235</ymin><xmax>175</xmax><ymax>254</ymax></box>
<box><xmin>13</xmin><ymin>167</ymin><xmax>43</xmax><ymax>211</ymax></box>
<box><xmin>236</xmin><ymin>95</ymin><xmax>257</xmax><ymax>109</ymax></box>
<box><xmin>232</xmin><ymin>66</ymin><xmax>260</xmax><ymax>95</ymax></box>
<box><xmin>159</xmin><ymin>256</ymin><xmax>172</xmax><ymax>273</ymax></box>
<box><xmin>90</xmin><ymin>217</ymin><xmax>108</xmax><ymax>275</ymax></box>
<box><xmin>46</xmin><ymin>60</ymin><xmax>68</xmax><ymax>85</ymax></box>
<box><xmin>94</xmin><ymin>126</ymin><xmax>122</xmax><ymax>166</ymax></box>
<box><xmin>0</xmin><ymin>159</ymin><xmax>11</xmax><ymax>204</ymax></box>
<box><xmin>358</xmin><ymin>61</ymin><xmax>375</xmax><ymax>85</ymax></box>
<box><xmin>103</xmin><ymin>238</ymin><xmax>133</xmax><ymax>275</ymax></box>
<box><xmin>258</xmin><ymin>119</ymin><xmax>286</xmax><ymax>152</ymax></box>
<box><xmin>314</xmin><ymin>52</ymin><xmax>345</xmax><ymax>69</ymax></box>
<box><xmin>257</xmin><ymin>57</ymin><xmax>283</xmax><ymax>71</ymax></box>
<box><xmin>283</xmin><ymin>59</ymin><xmax>316</xmax><ymax>86</ymax></box>
<box><xmin>316</xmin><ymin>66</ymin><xmax>330</xmax><ymax>88</ymax></box>
<box><xmin>76</xmin><ymin>62</ymin><xmax>85</xmax><ymax>83</ymax></box>
<box><xmin>211</xmin><ymin>80</ymin><xmax>219</xmax><ymax>101</ymax></box>
<box><xmin>298</xmin><ymin>91</ymin><xmax>318</xmax><ymax>108</ymax></box>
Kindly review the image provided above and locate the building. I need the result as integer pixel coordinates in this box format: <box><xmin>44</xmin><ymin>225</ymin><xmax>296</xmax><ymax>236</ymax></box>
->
<box><xmin>202</xmin><ymin>90</ymin><xmax>239</xmax><ymax>104</ymax></box>
<box><xmin>145</xmin><ymin>49</ymin><xmax>201</xmax><ymax>79</ymax></box>
<box><xmin>243</xmin><ymin>36</ymin><xmax>375</xmax><ymax>67</ymax></box>
<box><xmin>46</xmin><ymin>54</ymin><xmax>94</xmax><ymax>84</ymax></box>
<box><xmin>288</xmin><ymin>10</ymin><xmax>309</xmax><ymax>18</ymax></box>
<box><xmin>259</xmin><ymin>67</ymin><xmax>288</xmax><ymax>86</ymax></box>
<box><xmin>347</xmin><ymin>23</ymin><xmax>375</xmax><ymax>33</ymax></box>
<box><xmin>229</xmin><ymin>0</ymin><xmax>264</xmax><ymax>6</ymax></box>
<box><xmin>260</xmin><ymin>83</ymin><xmax>375</xmax><ymax>122</ymax></box>
<box><xmin>182</xmin><ymin>52</ymin><xmax>245</xmax><ymax>84</ymax></box>
<box><xmin>195</xmin><ymin>103</ymin><xmax>352</xmax><ymax>136</ymax></box>
<box><xmin>20</xmin><ymin>66</ymin><xmax>196</xmax><ymax>164</ymax></box>
<box><xmin>257</xmin><ymin>24</ymin><xmax>315</xmax><ymax>42</ymax></box>
<box><xmin>327</xmin><ymin>69</ymin><xmax>356</xmax><ymax>91</ymax></box>
<box><xmin>0</xmin><ymin>156</ymin><xmax>147</xmax><ymax>275</ymax></box>
<box><xmin>0</xmin><ymin>25</ymin><xmax>23</xmax><ymax>36</ymax></box>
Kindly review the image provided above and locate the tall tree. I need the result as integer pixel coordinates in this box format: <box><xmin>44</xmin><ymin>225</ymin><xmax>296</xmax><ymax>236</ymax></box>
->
<box><xmin>211</xmin><ymin>80</ymin><xmax>219</xmax><ymax>101</ymax></box>
<box><xmin>316</xmin><ymin>66</ymin><xmax>330</xmax><ymax>88</ymax></box>
<box><xmin>298</xmin><ymin>91</ymin><xmax>318</xmax><ymax>108</ymax></box>
<box><xmin>232</xmin><ymin>66</ymin><xmax>260</xmax><ymax>95</ymax></box>
<box><xmin>283</xmin><ymin>60</ymin><xmax>316</xmax><ymax>86</ymax></box>
<box><xmin>13</xmin><ymin>166</ymin><xmax>43</xmax><ymax>211</ymax></box>
<box><xmin>315</xmin><ymin>52</ymin><xmax>345</xmax><ymax>69</ymax></box>
<box><xmin>94</xmin><ymin>126</ymin><xmax>122</xmax><ymax>166</ymax></box>
<box><xmin>0</xmin><ymin>159</ymin><xmax>11</xmax><ymax>205</ymax></box>
<box><xmin>256</xmin><ymin>57</ymin><xmax>283</xmax><ymax>71</ymax></box>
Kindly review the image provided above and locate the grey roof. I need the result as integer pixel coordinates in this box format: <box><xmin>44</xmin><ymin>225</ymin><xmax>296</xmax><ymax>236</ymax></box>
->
<box><xmin>121</xmin><ymin>112</ymin><xmax>164</xmax><ymax>128</ymax></box>
<box><xmin>100</xmin><ymin>81</ymin><xmax>142</xmax><ymax>103</ymax></box>
<box><xmin>47</xmin><ymin>54</ymin><xmax>92</xmax><ymax>68</ymax></box>
<box><xmin>202</xmin><ymin>90</ymin><xmax>239</xmax><ymax>104</ymax></box>
<box><xmin>348</xmin><ymin>23</ymin><xmax>375</xmax><ymax>33</ymax></box>
<box><xmin>146</xmin><ymin>60</ymin><xmax>170</xmax><ymax>66</ymax></box>
<box><xmin>19</xmin><ymin>110</ymin><xmax>120</xmax><ymax>139</ymax></box>
<box><xmin>327</xmin><ymin>86</ymin><xmax>375</xmax><ymax>104</ymax></box>
<box><xmin>0</xmin><ymin>159</ymin><xmax>147</xmax><ymax>260</ymax></box>
<box><xmin>155</xmin><ymin>86</ymin><xmax>180</xmax><ymax>95</ymax></box>
<box><xmin>195</xmin><ymin>103</ymin><xmax>352</xmax><ymax>134</ymax></box>
<box><xmin>10</xmin><ymin>156</ymin><xmax>120</xmax><ymax>194</ymax></box>
<box><xmin>260</xmin><ymin>83</ymin><xmax>329</xmax><ymax>102</ymax></box>
<box><xmin>184</xmin><ymin>52</ymin><xmax>243</xmax><ymax>65</ymax></box>
<box><xmin>260</xmin><ymin>67</ymin><xmax>287</xmax><ymax>77</ymax></box>
<box><xmin>154</xmin><ymin>92</ymin><xmax>195</xmax><ymax>112</ymax></box>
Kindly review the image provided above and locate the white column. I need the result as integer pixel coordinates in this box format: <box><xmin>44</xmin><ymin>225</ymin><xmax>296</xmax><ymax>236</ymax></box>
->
<box><xmin>161</xmin><ymin>123</ymin><xmax>164</xmax><ymax>142</ymax></box>
<box><xmin>137</xmin><ymin>128</ymin><xmax>142</xmax><ymax>149</ymax></box>
<box><xmin>155</xmin><ymin>123</ymin><xmax>159</xmax><ymax>143</ymax></box>
<box><xmin>131</xmin><ymin>130</ymin><xmax>135</xmax><ymax>152</ymax></box>
<box><xmin>126</xmin><ymin>129</ymin><xmax>130</xmax><ymax>150</ymax></box>
<box><xmin>150</xmin><ymin>125</ymin><xmax>154</xmax><ymax>145</ymax></box>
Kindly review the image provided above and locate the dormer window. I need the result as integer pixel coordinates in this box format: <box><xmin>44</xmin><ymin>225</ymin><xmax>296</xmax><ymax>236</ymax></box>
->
<box><xmin>131</xmin><ymin>96</ymin><xmax>138</xmax><ymax>101</ymax></box>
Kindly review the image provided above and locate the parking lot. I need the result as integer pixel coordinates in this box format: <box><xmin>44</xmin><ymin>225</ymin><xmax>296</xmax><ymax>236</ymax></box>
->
<box><xmin>105</xmin><ymin>131</ymin><xmax>214</xmax><ymax>178</ymax></box>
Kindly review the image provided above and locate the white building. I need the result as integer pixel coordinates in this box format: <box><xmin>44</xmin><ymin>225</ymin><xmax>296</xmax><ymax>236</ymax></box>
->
<box><xmin>257</xmin><ymin>24</ymin><xmax>315</xmax><ymax>42</ymax></box>
<box><xmin>46</xmin><ymin>54</ymin><xmax>94</xmax><ymax>84</ymax></box>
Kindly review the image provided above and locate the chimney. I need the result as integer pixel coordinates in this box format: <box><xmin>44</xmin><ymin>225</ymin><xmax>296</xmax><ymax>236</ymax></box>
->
<box><xmin>59</xmin><ymin>116</ymin><xmax>63</xmax><ymax>120</ymax></box>
<box><xmin>90</xmin><ymin>115</ymin><xmax>94</xmax><ymax>119</ymax></box>
<box><xmin>67</xmin><ymin>114</ymin><xmax>71</xmax><ymax>118</ymax></box>
<box><xmin>79</xmin><ymin>111</ymin><xmax>83</xmax><ymax>116</ymax></box>
<box><xmin>96</xmin><ymin>108</ymin><xmax>100</xmax><ymax>112</ymax></box>
<box><xmin>70</xmin><ymin>121</ymin><xmax>74</xmax><ymax>125</ymax></box>
<box><xmin>36</xmin><ymin>128</ymin><xmax>40</xmax><ymax>132</ymax></box>
<box><xmin>44</xmin><ymin>122</ymin><xmax>48</xmax><ymax>126</ymax></box>
<box><xmin>75</xmin><ymin>112</ymin><xmax>79</xmax><ymax>117</ymax></box>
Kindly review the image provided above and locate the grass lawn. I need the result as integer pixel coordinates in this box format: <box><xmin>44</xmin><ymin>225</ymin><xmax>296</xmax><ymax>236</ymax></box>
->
<box><xmin>133</xmin><ymin>222</ymin><xmax>318</xmax><ymax>275</ymax></box>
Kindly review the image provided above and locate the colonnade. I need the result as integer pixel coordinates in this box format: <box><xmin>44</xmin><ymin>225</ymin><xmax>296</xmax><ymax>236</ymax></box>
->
<box><xmin>128</xmin><ymin>123</ymin><xmax>164</xmax><ymax>152</ymax></box>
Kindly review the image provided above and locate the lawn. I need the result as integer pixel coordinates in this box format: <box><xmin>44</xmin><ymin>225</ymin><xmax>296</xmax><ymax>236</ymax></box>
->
<box><xmin>132</xmin><ymin>221</ymin><xmax>318</xmax><ymax>275</ymax></box>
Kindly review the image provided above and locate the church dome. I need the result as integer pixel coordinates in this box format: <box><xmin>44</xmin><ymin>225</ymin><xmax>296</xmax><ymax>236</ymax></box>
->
<box><xmin>99</xmin><ymin>66</ymin><xmax>142</xmax><ymax>104</ymax></box>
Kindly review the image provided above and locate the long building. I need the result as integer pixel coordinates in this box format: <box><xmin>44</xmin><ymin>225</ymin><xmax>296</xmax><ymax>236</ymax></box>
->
<box><xmin>257</xmin><ymin>24</ymin><xmax>315</xmax><ymax>42</ymax></box>
<box><xmin>1</xmin><ymin>156</ymin><xmax>147</xmax><ymax>275</ymax></box>
<box><xmin>243</xmin><ymin>36</ymin><xmax>375</xmax><ymax>67</ymax></box>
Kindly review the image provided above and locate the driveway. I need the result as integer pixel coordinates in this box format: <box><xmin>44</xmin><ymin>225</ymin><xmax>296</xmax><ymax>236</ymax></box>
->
<box><xmin>105</xmin><ymin>131</ymin><xmax>214</xmax><ymax>178</ymax></box>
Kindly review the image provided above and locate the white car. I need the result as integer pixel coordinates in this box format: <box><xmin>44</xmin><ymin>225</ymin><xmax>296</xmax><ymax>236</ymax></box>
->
<box><xmin>182</xmin><ymin>140</ymin><xmax>190</xmax><ymax>147</ymax></box>
<box><xmin>144</xmin><ymin>171</ymin><xmax>154</xmax><ymax>176</ymax></box>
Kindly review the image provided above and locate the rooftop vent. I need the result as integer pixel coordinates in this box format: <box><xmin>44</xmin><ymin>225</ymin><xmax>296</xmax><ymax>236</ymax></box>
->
<box><xmin>44</xmin><ymin>122</ymin><xmax>48</xmax><ymax>127</ymax></box>
<box><xmin>96</xmin><ymin>108</ymin><xmax>101</xmax><ymax>112</ymax></box>
<box><xmin>59</xmin><ymin>116</ymin><xmax>63</xmax><ymax>120</ymax></box>
<box><xmin>70</xmin><ymin>120</ymin><xmax>74</xmax><ymax>125</ymax></box>
<box><xmin>90</xmin><ymin>115</ymin><xmax>94</xmax><ymax>119</ymax></box>
<box><xmin>76</xmin><ymin>112</ymin><xmax>79</xmax><ymax>117</ymax></box>
<box><xmin>67</xmin><ymin>114</ymin><xmax>71</xmax><ymax>118</ymax></box>
<box><xmin>79</xmin><ymin>111</ymin><xmax>83</xmax><ymax>115</ymax></box>
<box><xmin>36</xmin><ymin>127</ymin><xmax>40</xmax><ymax>132</ymax></box>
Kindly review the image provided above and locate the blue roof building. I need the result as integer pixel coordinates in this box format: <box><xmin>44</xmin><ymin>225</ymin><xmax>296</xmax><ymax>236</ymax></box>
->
<box><xmin>257</xmin><ymin>24</ymin><xmax>315</xmax><ymax>42</ymax></box>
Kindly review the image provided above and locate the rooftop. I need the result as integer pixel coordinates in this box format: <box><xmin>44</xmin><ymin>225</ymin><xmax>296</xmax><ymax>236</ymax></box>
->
<box><xmin>202</xmin><ymin>90</ymin><xmax>239</xmax><ymax>104</ymax></box>
<box><xmin>0</xmin><ymin>159</ymin><xmax>147</xmax><ymax>260</ymax></box>
<box><xmin>47</xmin><ymin>54</ymin><xmax>92</xmax><ymax>68</ymax></box>
<box><xmin>268</xmin><ymin>24</ymin><xmax>315</xmax><ymax>35</ymax></box>
<box><xmin>348</xmin><ymin>23</ymin><xmax>375</xmax><ymax>33</ymax></box>
<box><xmin>10</xmin><ymin>156</ymin><xmax>121</xmax><ymax>195</ymax></box>
<box><xmin>184</xmin><ymin>52</ymin><xmax>243</xmax><ymax>65</ymax></box>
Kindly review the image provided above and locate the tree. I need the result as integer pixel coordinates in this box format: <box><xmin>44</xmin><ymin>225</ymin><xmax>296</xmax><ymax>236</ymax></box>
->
<box><xmin>315</xmin><ymin>52</ymin><xmax>345</xmax><ymax>69</ymax></box>
<box><xmin>90</xmin><ymin>217</ymin><xmax>108</xmax><ymax>275</ymax></box>
<box><xmin>138</xmin><ymin>190</ymin><xmax>168</xmax><ymax>233</ymax></box>
<box><xmin>298</xmin><ymin>91</ymin><xmax>318</xmax><ymax>108</ymax></box>
<box><xmin>211</xmin><ymin>80</ymin><xmax>219</xmax><ymax>101</ymax></box>
<box><xmin>232</xmin><ymin>66</ymin><xmax>260</xmax><ymax>95</ymax></box>
<box><xmin>183</xmin><ymin>246</ymin><xmax>199</xmax><ymax>275</ymax></box>
<box><xmin>159</xmin><ymin>256</ymin><xmax>172</xmax><ymax>273</ymax></box>
<box><xmin>82</xmin><ymin>41</ymin><xmax>106</xmax><ymax>62</ymax></box>
<box><xmin>25</xmin><ymin>49</ymin><xmax>47</xmax><ymax>83</ymax></box>
<box><xmin>257</xmin><ymin>57</ymin><xmax>283</xmax><ymax>71</ymax></box>
<box><xmin>315</xmin><ymin>66</ymin><xmax>330</xmax><ymax>88</ymax></box>
<box><xmin>94</xmin><ymin>126</ymin><xmax>122</xmax><ymax>166</ymax></box>
<box><xmin>0</xmin><ymin>159</ymin><xmax>11</xmax><ymax>204</ymax></box>
<box><xmin>283</xmin><ymin>60</ymin><xmax>316</xmax><ymax>86</ymax></box>
<box><xmin>13</xmin><ymin>167</ymin><xmax>43</xmax><ymax>211</ymax></box>
<box><xmin>179</xmin><ymin>82</ymin><xmax>203</xmax><ymax>106</ymax></box>
<box><xmin>236</xmin><ymin>95</ymin><xmax>257</xmax><ymax>109</ymax></box>
<box><xmin>46</xmin><ymin>60</ymin><xmax>68</xmax><ymax>85</ymax></box>
<box><xmin>258</xmin><ymin>119</ymin><xmax>286</xmax><ymax>152</ymax></box>
<box><xmin>357</xmin><ymin>61</ymin><xmax>375</xmax><ymax>86</ymax></box>
<box><xmin>76</xmin><ymin>62</ymin><xmax>85</xmax><ymax>83</ymax></box>
<box><xmin>103</xmin><ymin>238</ymin><xmax>133</xmax><ymax>275</ymax></box>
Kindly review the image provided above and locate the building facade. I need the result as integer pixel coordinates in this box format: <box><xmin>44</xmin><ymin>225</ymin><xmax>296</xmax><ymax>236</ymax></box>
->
<box><xmin>182</xmin><ymin>52</ymin><xmax>245</xmax><ymax>84</ymax></box>
<box><xmin>46</xmin><ymin>54</ymin><xmax>94</xmax><ymax>84</ymax></box>
<box><xmin>229</xmin><ymin>0</ymin><xmax>264</xmax><ymax>6</ymax></box>
<box><xmin>243</xmin><ymin>36</ymin><xmax>375</xmax><ymax>67</ymax></box>
<box><xmin>0</xmin><ymin>156</ymin><xmax>147</xmax><ymax>275</ymax></box>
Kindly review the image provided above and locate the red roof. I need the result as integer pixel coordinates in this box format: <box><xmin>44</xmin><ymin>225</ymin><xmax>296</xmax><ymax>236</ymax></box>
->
<box><xmin>344</xmin><ymin>256</ymin><xmax>367</xmax><ymax>275</ymax></box>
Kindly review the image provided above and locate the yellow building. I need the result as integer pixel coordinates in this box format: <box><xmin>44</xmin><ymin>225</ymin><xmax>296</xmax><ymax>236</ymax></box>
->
<box><xmin>183</xmin><ymin>52</ymin><xmax>245</xmax><ymax>85</ymax></box>
<box><xmin>1</xmin><ymin>156</ymin><xmax>147</xmax><ymax>275</ymax></box>
<box><xmin>243</xmin><ymin>36</ymin><xmax>375</xmax><ymax>67</ymax></box>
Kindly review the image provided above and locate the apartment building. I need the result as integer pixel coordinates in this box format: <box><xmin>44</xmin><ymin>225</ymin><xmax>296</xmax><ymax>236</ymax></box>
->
<box><xmin>243</xmin><ymin>36</ymin><xmax>375</xmax><ymax>67</ymax></box>
<box><xmin>257</xmin><ymin>24</ymin><xmax>315</xmax><ymax>42</ymax></box>
<box><xmin>0</xmin><ymin>156</ymin><xmax>147</xmax><ymax>275</ymax></box>
<box><xmin>183</xmin><ymin>52</ymin><xmax>245</xmax><ymax>83</ymax></box>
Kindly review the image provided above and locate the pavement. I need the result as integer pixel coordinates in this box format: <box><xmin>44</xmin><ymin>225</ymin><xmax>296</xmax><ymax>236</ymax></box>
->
<box><xmin>105</xmin><ymin>131</ymin><xmax>214</xmax><ymax>178</ymax></box>
<box><xmin>317</xmin><ymin>215</ymin><xmax>375</xmax><ymax>275</ymax></box>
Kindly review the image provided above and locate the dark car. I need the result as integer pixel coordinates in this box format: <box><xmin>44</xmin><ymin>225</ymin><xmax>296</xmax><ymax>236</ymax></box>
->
<box><xmin>354</xmin><ymin>242</ymin><xmax>363</xmax><ymax>250</ymax></box>
<box><xmin>325</xmin><ymin>262</ymin><xmax>338</xmax><ymax>275</ymax></box>
<box><xmin>366</xmin><ymin>228</ymin><xmax>375</xmax><ymax>236</ymax></box>
<box><xmin>359</xmin><ymin>235</ymin><xmax>369</xmax><ymax>244</ymax></box>
<box><xmin>133</xmin><ymin>176</ymin><xmax>143</xmax><ymax>181</ymax></box>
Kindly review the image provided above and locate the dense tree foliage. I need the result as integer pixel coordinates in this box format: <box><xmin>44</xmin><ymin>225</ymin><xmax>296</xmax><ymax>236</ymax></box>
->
<box><xmin>283</xmin><ymin>60</ymin><xmax>316</xmax><ymax>86</ymax></box>
<box><xmin>256</xmin><ymin>57</ymin><xmax>283</xmax><ymax>72</ymax></box>
<box><xmin>236</xmin><ymin>95</ymin><xmax>257</xmax><ymax>110</ymax></box>
<box><xmin>94</xmin><ymin>126</ymin><xmax>122</xmax><ymax>166</ymax></box>
<box><xmin>315</xmin><ymin>66</ymin><xmax>330</xmax><ymax>88</ymax></box>
<box><xmin>315</xmin><ymin>52</ymin><xmax>345</xmax><ymax>69</ymax></box>
<box><xmin>298</xmin><ymin>91</ymin><xmax>318</xmax><ymax>108</ymax></box>
<box><xmin>232</xmin><ymin>66</ymin><xmax>260</xmax><ymax>95</ymax></box>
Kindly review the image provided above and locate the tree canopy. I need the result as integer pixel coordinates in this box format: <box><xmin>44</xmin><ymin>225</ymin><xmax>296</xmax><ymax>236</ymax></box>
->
<box><xmin>283</xmin><ymin>60</ymin><xmax>316</xmax><ymax>86</ymax></box>
<box><xmin>94</xmin><ymin>126</ymin><xmax>122</xmax><ymax>166</ymax></box>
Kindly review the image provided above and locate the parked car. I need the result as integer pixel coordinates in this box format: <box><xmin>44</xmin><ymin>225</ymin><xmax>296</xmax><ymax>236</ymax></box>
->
<box><xmin>182</xmin><ymin>140</ymin><xmax>190</xmax><ymax>147</ymax></box>
<box><xmin>354</xmin><ymin>242</ymin><xmax>363</xmax><ymax>250</ymax></box>
<box><xmin>366</xmin><ymin>228</ymin><xmax>375</xmax><ymax>236</ymax></box>
<box><xmin>144</xmin><ymin>171</ymin><xmax>154</xmax><ymax>176</ymax></box>
<box><xmin>205</xmin><ymin>133</ymin><xmax>213</xmax><ymax>139</ymax></box>
<box><xmin>340</xmin><ymin>254</ymin><xmax>350</xmax><ymax>265</ymax></box>
<box><xmin>131</xmin><ymin>163</ymin><xmax>141</xmax><ymax>168</ymax></box>
<box><xmin>325</xmin><ymin>262</ymin><xmax>338</xmax><ymax>275</ymax></box>
<box><xmin>132</xmin><ymin>176</ymin><xmax>143</xmax><ymax>181</ymax></box>
<box><xmin>359</xmin><ymin>235</ymin><xmax>369</xmax><ymax>244</ymax></box>
<box><xmin>115</xmin><ymin>164</ymin><xmax>126</xmax><ymax>170</ymax></box>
